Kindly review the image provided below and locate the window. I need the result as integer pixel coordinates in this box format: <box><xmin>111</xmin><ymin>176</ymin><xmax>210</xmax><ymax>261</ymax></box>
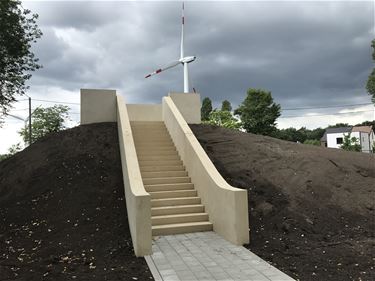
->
<box><xmin>336</xmin><ymin>137</ymin><xmax>343</xmax><ymax>144</ymax></box>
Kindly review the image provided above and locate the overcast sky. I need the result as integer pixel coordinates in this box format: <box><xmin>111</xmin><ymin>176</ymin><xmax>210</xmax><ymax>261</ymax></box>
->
<box><xmin>1</xmin><ymin>0</ymin><xmax>374</xmax><ymax>153</ymax></box>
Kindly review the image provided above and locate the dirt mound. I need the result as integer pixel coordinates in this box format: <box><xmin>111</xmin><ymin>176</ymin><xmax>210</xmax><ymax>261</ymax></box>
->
<box><xmin>0</xmin><ymin>123</ymin><xmax>153</xmax><ymax>281</ymax></box>
<box><xmin>190</xmin><ymin>124</ymin><xmax>375</xmax><ymax>281</ymax></box>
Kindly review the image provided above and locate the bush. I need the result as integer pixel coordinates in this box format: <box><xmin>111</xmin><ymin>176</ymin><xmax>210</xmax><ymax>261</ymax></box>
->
<box><xmin>303</xmin><ymin>139</ymin><xmax>320</xmax><ymax>146</ymax></box>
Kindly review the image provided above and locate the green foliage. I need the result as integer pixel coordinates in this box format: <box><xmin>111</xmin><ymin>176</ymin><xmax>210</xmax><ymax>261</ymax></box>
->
<box><xmin>372</xmin><ymin>141</ymin><xmax>375</xmax><ymax>153</ymax></box>
<box><xmin>0</xmin><ymin>0</ymin><xmax>42</xmax><ymax>125</ymax></box>
<box><xmin>0</xmin><ymin>143</ymin><xmax>22</xmax><ymax>161</ymax></box>
<box><xmin>275</xmin><ymin>127</ymin><xmax>325</xmax><ymax>143</ymax></box>
<box><xmin>327</xmin><ymin>123</ymin><xmax>350</xmax><ymax>128</ymax></box>
<box><xmin>204</xmin><ymin>109</ymin><xmax>241</xmax><ymax>130</ymax></box>
<box><xmin>366</xmin><ymin>69</ymin><xmax>375</xmax><ymax>104</ymax></box>
<box><xmin>366</xmin><ymin>39</ymin><xmax>375</xmax><ymax>104</ymax></box>
<box><xmin>340</xmin><ymin>133</ymin><xmax>361</xmax><ymax>152</ymax></box>
<box><xmin>235</xmin><ymin>88</ymin><xmax>281</xmax><ymax>136</ymax></box>
<box><xmin>19</xmin><ymin>105</ymin><xmax>70</xmax><ymax>143</ymax></box>
<box><xmin>201</xmin><ymin>97</ymin><xmax>213</xmax><ymax>121</ymax></box>
<box><xmin>221</xmin><ymin>100</ymin><xmax>232</xmax><ymax>112</ymax></box>
<box><xmin>303</xmin><ymin>139</ymin><xmax>320</xmax><ymax>146</ymax></box>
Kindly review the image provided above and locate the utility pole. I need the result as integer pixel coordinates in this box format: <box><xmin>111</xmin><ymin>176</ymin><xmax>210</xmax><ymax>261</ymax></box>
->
<box><xmin>28</xmin><ymin>97</ymin><xmax>32</xmax><ymax>145</ymax></box>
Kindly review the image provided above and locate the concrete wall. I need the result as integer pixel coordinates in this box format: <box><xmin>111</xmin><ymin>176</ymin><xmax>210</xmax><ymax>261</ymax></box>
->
<box><xmin>127</xmin><ymin>104</ymin><xmax>162</xmax><ymax>122</ymax></box>
<box><xmin>169</xmin><ymin>93</ymin><xmax>201</xmax><ymax>124</ymax></box>
<box><xmin>81</xmin><ymin>89</ymin><xmax>117</xmax><ymax>124</ymax></box>
<box><xmin>117</xmin><ymin>95</ymin><xmax>152</xmax><ymax>257</ymax></box>
<box><xmin>162</xmin><ymin>96</ymin><xmax>249</xmax><ymax>245</ymax></box>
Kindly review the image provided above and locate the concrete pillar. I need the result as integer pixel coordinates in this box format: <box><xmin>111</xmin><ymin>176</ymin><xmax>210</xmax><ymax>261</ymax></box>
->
<box><xmin>168</xmin><ymin>93</ymin><xmax>201</xmax><ymax>124</ymax></box>
<box><xmin>80</xmin><ymin>89</ymin><xmax>117</xmax><ymax>124</ymax></box>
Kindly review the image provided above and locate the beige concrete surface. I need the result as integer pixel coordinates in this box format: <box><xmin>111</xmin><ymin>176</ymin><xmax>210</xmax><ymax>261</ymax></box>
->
<box><xmin>127</xmin><ymin>104</ymin><xmax>163</xmax><ymax>122</ymax></box>
<box><xmin>80</xmin><ymin>89</ymin><xmax>117</xmax><ymax>124</ymax></box>
<box><xmin>117</xmin><ymin>95</ymin><xmax>152</xmax><ymax>257</ymax></box>
<box><xmin>132</xmin><ymin>121</ymin><xmax>213</xmax><ymax>237</ymax></box>
<box><xmin>169</xmin><ymin>93</ymin><xmax>201</xmax><ymax>124</ymax></box>
<box><xmin>162</xmin><ymin>96</ymin><xmax>249</xmax><ymax>245</ymax></box>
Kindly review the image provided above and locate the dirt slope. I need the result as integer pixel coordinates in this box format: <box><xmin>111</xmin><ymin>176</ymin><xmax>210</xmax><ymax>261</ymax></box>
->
<box><xmin>191</xmin><ymin>124</ymin><xmax>375</xmax><ymax>281</ymax></box>
<box><xmin>0</xmin><ymin>123</ymin><xmax>153</xmax><ymax>281</ymax></box>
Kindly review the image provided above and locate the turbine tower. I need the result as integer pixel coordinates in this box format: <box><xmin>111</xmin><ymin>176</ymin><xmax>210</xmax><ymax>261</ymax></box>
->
<box><xmin>145</xmin><ymin>2</ymin><xmax>196</xmax><ymax>93</ymax></box>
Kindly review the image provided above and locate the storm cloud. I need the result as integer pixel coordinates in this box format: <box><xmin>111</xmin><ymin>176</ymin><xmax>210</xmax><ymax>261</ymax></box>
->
<box><xmin>1</xmin><ymin>0</ymin><xmax>374</xmax><ymax>153</ymax></box>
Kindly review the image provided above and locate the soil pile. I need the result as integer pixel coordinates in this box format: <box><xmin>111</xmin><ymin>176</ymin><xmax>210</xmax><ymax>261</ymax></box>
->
<box><xmin>191</xmin><ymin>124</ymin><xmax>374</xmax><ymax>281</ymax></box>
<box><xmin>0</xmin><ymin>123</ymin><xmax>153</xmax><ymax>281</ymax></box>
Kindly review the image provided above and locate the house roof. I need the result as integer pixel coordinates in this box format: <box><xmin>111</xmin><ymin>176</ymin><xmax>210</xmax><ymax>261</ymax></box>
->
<box><xmin>320</xmin><ymin>127</ymin><xmax>352</xmax><ymax>142</ymax></box>
<box><xmin>325</xmin><ymin>127</ymin><xmax>352</xmax><ymax>134</ymax></box>
<box><xmin>352</xmin><ymin>126</ymin><xmax>373</xmax><ymax>133</ymax></box>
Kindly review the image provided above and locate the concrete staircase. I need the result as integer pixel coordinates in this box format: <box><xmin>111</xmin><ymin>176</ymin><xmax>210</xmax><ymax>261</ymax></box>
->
<box><xmin>131</xmin><ymin>121</ymin><xmax>213</xmax><ymax>236</ymax></box>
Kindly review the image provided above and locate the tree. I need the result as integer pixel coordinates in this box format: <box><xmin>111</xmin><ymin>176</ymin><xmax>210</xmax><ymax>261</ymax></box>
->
<box><xmin>19</xmin><ymin>105</ymin><xmax>70</xmax><ymax>143</ymax></box>
<box><xmin>201</xmin><ymin>97</ymin><xmax>212</xmax><ymax>121</ymax></box>
<box><xmin>0</xmin><ymin>0</ymin><xmax>42</xmax><ymax>125</ymax></box>
<box><xmin>221</xmin><ymin>100</ymin><xmax>232</xmax><ymax>112</ymax></box>
<box><xmin>328</xmin><ymin>123</ymin><xmax>350</xmax><ymax>128</ymax></box>
<box><xmin>340</xmin><ymin>133</ymin><xmax>361</xmax><ymax>152</ymax></box>
<box><xmin>204</xmin><ymin>109</ymin><xmax>241</xmax><ymax>130</ymax></box>
<box><xmin>0</xmin><ymin>143</ymin><xmax>22</xmax><ymax>161</ymax></box>
<box><xmin>355</xmin><ymin>120</ymin><xmax>375</xmax><ymax>130</ymax></box>
<box><xmin>366</xmin><ymin>39</ymin><xmax>375</xmax><ymax>104</ymax></box>
<box><xmin>235</xmin><ymin>88</ymin><xmax>281</xmax><ymax>135</ymax></box>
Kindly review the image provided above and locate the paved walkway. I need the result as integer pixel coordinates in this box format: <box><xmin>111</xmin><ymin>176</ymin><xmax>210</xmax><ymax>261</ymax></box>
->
<box><xmin>145</xmin><ymin>232</ymin><xmax>295</xmax><ymax>281</ymax></box>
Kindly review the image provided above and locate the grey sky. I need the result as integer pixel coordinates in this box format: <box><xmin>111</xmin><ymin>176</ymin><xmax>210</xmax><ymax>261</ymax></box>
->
<box><xmin>1</xmin><ymin>0</ymin><xmax>374</xmax><ymax>153</ymax></box>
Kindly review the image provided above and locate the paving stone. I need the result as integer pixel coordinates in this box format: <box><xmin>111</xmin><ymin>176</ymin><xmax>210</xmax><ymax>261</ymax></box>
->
<box><xmin>149</xmin><ymin>232</ymin><xmax>295</xmax><ymax>281</ymax></box>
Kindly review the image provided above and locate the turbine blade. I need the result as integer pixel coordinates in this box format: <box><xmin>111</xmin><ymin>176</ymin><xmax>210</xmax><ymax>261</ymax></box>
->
<box><xmin>180</xmin><ymin>2</ymin><xmax>184</xmax><ymax>59</ymax></box>
<box><xmin>145</xmin><ymin>61</ymin><xmax>180</xmax><ymax>78</ymax></box>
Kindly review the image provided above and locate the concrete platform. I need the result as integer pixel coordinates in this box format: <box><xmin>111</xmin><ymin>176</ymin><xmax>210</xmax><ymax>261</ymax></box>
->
<box><xmin>145</xmin><ymin>232</ymin><xmax>295</xmax><ymax>281</ymax></box>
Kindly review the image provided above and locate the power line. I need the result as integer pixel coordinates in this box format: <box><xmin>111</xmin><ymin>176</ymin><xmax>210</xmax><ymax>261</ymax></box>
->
<box><xmin>282</xmin><ymin>103</ymin><xmax>373</xmax><ymax>111</ymax></box>
<box><xmin>16</xmin><ymin>98</ymin><xmax>80</xmax><ymax>106</ymax></box>
<box><xmin>280</xmin><ymin>110</ymin><xmax>374</xmax><ymax>118</ymax></box>
<box><xmin>32</xmin><ymin>99</ymin><xmax>80</xmax><ymax>105</ymax></box>
<box><xmin>9</xmin><ymin>108</ymin><xmax>29</xmax><ymax>111</ymax></box>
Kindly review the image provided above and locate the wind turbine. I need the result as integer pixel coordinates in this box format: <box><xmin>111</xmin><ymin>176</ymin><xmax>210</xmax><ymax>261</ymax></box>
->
<box><xmin>145</xmin><ymin>2</ymin><xmax>196</xmax><ymax>93</ymax></box>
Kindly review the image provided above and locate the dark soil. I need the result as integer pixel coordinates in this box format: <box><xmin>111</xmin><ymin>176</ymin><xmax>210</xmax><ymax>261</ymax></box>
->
<box><xmin>190</xmin><ymin>124</ymin><xmax>375</xmax><ymax>281</ymax></box>
<box><xmin>0</xmin><ymin>123</ymin><xmax>153</xmax><ymax>281</ymax></box>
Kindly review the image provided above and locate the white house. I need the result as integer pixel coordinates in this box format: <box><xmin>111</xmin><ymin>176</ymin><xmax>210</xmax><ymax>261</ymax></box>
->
<box><xmin>321</xmin><ymin>126</ymin><xmax>374</xmax><ymax>153</ymax></box>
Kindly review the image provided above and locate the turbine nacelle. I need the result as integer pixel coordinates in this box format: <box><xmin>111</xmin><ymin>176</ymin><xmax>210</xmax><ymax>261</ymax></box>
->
<box><xmin>179</xmin><ymin>56</ymin><xmax>196</xmax><ymax>64</ymax></box>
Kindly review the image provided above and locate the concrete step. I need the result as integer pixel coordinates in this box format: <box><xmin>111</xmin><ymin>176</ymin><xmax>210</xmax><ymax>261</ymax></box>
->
<box><xmin>145</xmin><ymin>182</ymin><xmax>194</xmax><ymax>192</ymax></box>
<box><xmin>140</xmin><ymin>165</ymin><xmax>185</xmax><ymax>172</ymax></box>
<box><xmin>152</xmin><ymin>213</ymin><xmax>209</xmax><ymax>226</ymax></box>
<box><xmin>149</xmin><ymin>189</ymin><xmax>197</xmax><ymax>199</ymax></box>
<box><xmin>136</xmin><ymin>145</ymin><xmax>176</xmax><ymax>151</ymax></box>
<box><xmin>132</xmin><ymin>130</ymin><xmax>169</xmax><ymax>135</ymax></box>
<box><xmin>141</xmin><ymin>170</ymin><xmax>188</xmax><ymax>178</ymax></box>
<box><xmin>143</xmin><ymin>176</ymin><xmax>191</xmax><ymax>185</ymax></box>
<box><xmin>139</xmin><ymin>160</ymin><xmax>183</xmax><ymax>167</ymax></box>
<box><xmin>138</xmin><ymin>155</ymin><xmax>180</xmax><ymax>161</ymax></box>
<box><xmin>151</xmin><ymin>197</ymin><xmax>201</xmax><ymax>207</ymax></box>
<box><xmin>133</xmin><ymin>135</ymin><xmax>171</xmax><ymax>140</ymax></box>
<box><xmin>151</xmin><ymin>204</ymin><xmax>205</xmax><ymax>216</ymax></box>
<box><xmin>152</xmin><ymin>221</ymin><xmax>213</xmax><ymax>236</ymax></box>
<box><xmin>136</xmin><ymin>142</ymin><xmax>174</xmax><ymax>147</ymax></box>
<box><xmin>137</xmin><ymin>150</ymin><xmax>177</xmax><ymax>156</ymax></box>
<box><xmin>136</xmin><ymin>143</ymin><xmax>175</xmax><ymax>149</ymax></box>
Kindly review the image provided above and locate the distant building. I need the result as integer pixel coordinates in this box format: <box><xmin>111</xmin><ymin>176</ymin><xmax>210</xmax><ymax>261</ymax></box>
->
<box><xmin>320</xmin><ymin>126</ymin><xmax>374</xmax><ymax>153</ymax></box>
<box><xmin>351</xmin><ymin>126</ymin><xmax>375</xmax><ymax>153</ymax></box>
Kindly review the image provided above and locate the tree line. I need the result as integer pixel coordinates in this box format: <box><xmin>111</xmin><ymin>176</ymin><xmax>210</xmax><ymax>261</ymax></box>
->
<box><xmin>201</xmin><ymin>90</ymin><xmax>374</xmax><ymax>148</ymax></box>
